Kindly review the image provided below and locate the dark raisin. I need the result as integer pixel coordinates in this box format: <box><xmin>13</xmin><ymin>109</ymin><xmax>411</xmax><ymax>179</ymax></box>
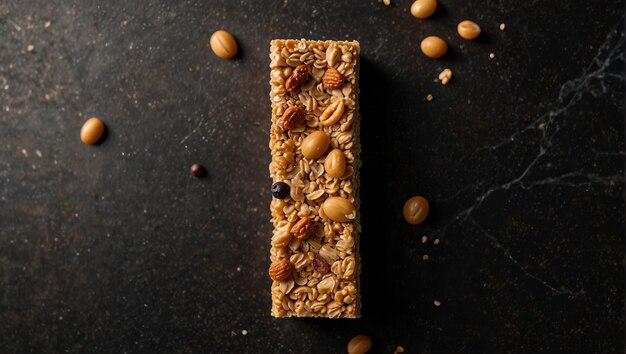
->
<box><xmin>271</xmin><ymin>182</ymin><xmax>290</xmax><ymax>199</ymax></box>
<box><xmin>313</xmin><ymin>254</ymin><xmax>330</xmax><ymax>274</ymax></box>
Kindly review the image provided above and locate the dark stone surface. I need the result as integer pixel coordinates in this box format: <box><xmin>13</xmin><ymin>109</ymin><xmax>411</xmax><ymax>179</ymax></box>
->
<box><xmin>0</xmin><ymin>0</ymin><xmax>624</xmax><ymax>353</ymax></box>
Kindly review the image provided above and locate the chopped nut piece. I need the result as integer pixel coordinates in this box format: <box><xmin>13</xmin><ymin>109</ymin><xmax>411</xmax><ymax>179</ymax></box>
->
<box><xmin>393</xmin><ymin>346</ymin><xmax>405</xmax><ymax>354</ymax></box>
<box><xmin>438</xmin><ymin>68</ymin><xmax>452</xmax><ymax>85</ymax></box>
<box><xmin>269</xmin><ymin>259</ymin><xmax>293</xmax><ymax>281</ymax></box>
<box><xmin>279</xmin><ymin>106</ymin><xmax>306</xmax><ymax>131</ymax></box>
<box><xmin>290</xmin><ymin>217</ymin><xmax>314</xmax><ymax>240</ymax></box>
<box><xmin>426</xmin><ymin>94</ymin><xmax>433</xmax><ymax>101</ymax></box>
<box><xmin>285</xmin><ymin>64</ymin><xmax>309</xmax><ymax>92</ymax></box>
<box><xmin>323</xmin><ymin>68</ymin><xmax>346</xmax><ymax>90</ymax></box>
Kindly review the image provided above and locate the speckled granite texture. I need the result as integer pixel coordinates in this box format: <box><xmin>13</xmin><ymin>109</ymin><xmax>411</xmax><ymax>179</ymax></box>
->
<box><xmin>0</xmin><ymin>0</ymin><xmax>623</xmax><ymax>353</ymax></box>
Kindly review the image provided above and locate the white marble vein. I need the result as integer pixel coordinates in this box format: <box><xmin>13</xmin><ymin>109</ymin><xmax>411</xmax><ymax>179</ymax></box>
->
<box><xmin>436</xmin><ymin>27</ymin><xmax>625</xmax><ymax>295</ymax></box>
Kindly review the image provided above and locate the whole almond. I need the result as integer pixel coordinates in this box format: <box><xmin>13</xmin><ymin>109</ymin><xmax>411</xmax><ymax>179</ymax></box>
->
<box><xmin>269</xmin><ymin>259</ymin><xmax>293</xmax><ymax>281</ymax></box>
<box><xmin>290</xmin><ymin>217</ymin><xmax>314</xmax><ymax>240</ymax></box>
<box><xmin>319</xmin><ymin>99</ymin><xmax>345</xmax><ymax>127</ymax></box>
<box><xmin>279</xmin><ymin>106</ymin><xmax>306</xmax><ymax>131</ymax></box>
<box><xmin>285</xmin><ymin>64</ymin><xmax>309</xmax><ymax>92</ymax></box>
<box><xmin>323</xmin><ymin>68</ymin><xmax>345</xmax><ymax>90</ymax></box>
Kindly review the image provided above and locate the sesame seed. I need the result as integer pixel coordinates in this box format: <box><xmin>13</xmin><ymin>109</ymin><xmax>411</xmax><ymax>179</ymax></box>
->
<box><xmin>421</xmin><ymin>235</ymin><xmax>428</xmax><ymax>244</ymax></box>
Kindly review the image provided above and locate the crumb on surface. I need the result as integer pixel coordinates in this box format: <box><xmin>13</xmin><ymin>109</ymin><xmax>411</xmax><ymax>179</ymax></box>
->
<box><xmin>433</xmin><ymin>238</ymin><xmax>440</xmax><ymax>245</ymax></box>
<box><xmin>434</xmin><ymin>300</ymin><xmax>442</xmax><ymax>307</ymax></box>
<box><xmin>242</xmin><ymin>329</ymin><xmax>248</xmax><ymax>336</ymax></box>
<box><xmin>438</xmin><ymin>68</ymin><xmax>452</xmax><ymax>85</ymax></box>
<box><xmin>27</xmin><ymin>44</ymin><xmax>34</xmax><ymax>52</ymax></box>
<box><xmin>489</xmin><ymin>53</ymin><xmax>495</xmax><ymax>59</ymax></box>
<box><xmin>500</xmin><ymin>23</ymin><xmax>506</xmax><ymax>31</ymax></box>
<box><xmin>421</xmin><ymin>235</ymin><xmax>428</xmax><ymax>244</ymax></box>
<box><xmin>383</xmin><ymin>0</ymin><xmax>391</xmax><ymax>5</ymax></box>
<box><xmin>393</xmin><ymin>345</ymin><xmax>405</xmax><ymax>354</ymax></box>
<box><xmin>422</xmin><ymin>254</ymin><xmax>430</xmax><ymax>261</ymax></box>
<box><xmin>426</xmin><ymin>94</ymin><xmax>433</xmax><ymax>101</ymax></box>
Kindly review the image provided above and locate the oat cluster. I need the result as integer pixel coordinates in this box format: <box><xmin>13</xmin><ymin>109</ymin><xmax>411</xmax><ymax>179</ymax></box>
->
<box><xmin>268</xmin><ymin>39</ymin><xmax>361</xmax><ymax>318</ymax></box>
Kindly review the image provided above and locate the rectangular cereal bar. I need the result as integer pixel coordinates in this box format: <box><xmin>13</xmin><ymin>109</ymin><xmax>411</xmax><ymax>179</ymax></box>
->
<box><xmin>268</xmin><ymin>39</ymin><xmax>361</xmax><ymax>318</ymax></box>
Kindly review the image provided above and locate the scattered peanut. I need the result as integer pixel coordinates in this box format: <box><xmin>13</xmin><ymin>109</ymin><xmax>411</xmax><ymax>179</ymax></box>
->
<box><xmin>209</xmin><ymin>30</ymin><xmax>238</xmax><ymax>59</ymax></box>
<box><xmin>403</xmin><ymin>196</ymin><xmax>429</xmax><ymax>224</ymax></box>
<box><xmin>80</xmin><ymin>117</ymin><xmax>105</xmax><ymax>145</ymax></box>
<box><xmin>420</xmin><ymin>36</ymin><xmax>447</xmax><ymax>58</ymax></box>
<box><xmin>457</xmin><ymin>20</ymin><xmax>481</xmax><ymax>40</ymax></box>
<box><xmin>347</xmin><ymin>335</ymin><xmax>372</xmax><ymax>354</ymax></box>
<box><xmin>410</xmin><ymin>0</ymin><xmax>437</xmax><ymax>19</ymax></box>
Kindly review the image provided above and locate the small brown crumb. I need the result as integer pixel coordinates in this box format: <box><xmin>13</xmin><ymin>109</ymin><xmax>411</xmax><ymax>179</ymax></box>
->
<box><xmin>44</xmin><ymin>21</ymin><xmax>51</xmax><ymax>28</ymax></box>
<box><xmin>538</xmin><ymin>122</ymin><xmax>546</xmax><ymax>129</ymax></box>
<box><xmin>489</xmin><ymin>53</ymin><xmax>495</xmax><ymax>59</ymax></box>
<box><xmin>422</xmin><ymin>254</ymin><xmax>430</xmax><ymax>261</ymax></box>
<box><xmin>383</xmin><ymin>0</ymin><xmax>391</xmax><ymax>5</ymax></box>
<box><xmin>421</xmin><ymin>235</ymin><xmax>429</xmax><ymax>244</ymax></box>
<box><xmin>121</xmin><ymin>19</ymin><xmax>129</xmax><ymax>26</ymax></box>
<box><xmin>438</xmin><ymin>68</ymin><xmax>452</xmax><ymax>85</ymax></box>
<box><xmin>241</xmin><ymin>329</ymin><xmax>248</xmax><ymax>336</ymax></box>
<box><xmin>434</xmin><ymin>300</ymin><xmax>442</xmax><ymax>307</ymax></box>
<box><xmin>426</xmin><ymin>94</ymin><xmax>433</xmax><ymax>102</ymax></box>
<box><xmin>393</xmin><ymin>346</ymin><xmax>405</xmax><ymax>354</ymax></box>
<box><xmin>500</xmin><ymin>23</ymin><xmax>506</xmax><ymax>31</ymax></box>
<box><xmin>433</xmin><ymin>238</ymin><xmax>440</xmax><ymax>245</ymax></box>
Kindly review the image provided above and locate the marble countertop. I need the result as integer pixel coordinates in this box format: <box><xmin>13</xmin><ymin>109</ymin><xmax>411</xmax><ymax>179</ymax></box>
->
<box><xmin>0</xmin><ymin>0</ymin><xmax>623</xmax><ymax>352</ymax></box>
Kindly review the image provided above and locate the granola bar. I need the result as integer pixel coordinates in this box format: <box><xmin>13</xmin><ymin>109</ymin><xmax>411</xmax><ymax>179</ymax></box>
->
<box><xmin>268</xmin><ymin>39</ymin><xmax>361</xmax><ymax>318</ymax></box>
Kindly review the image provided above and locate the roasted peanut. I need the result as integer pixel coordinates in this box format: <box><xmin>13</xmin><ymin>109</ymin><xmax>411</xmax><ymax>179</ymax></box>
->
<box><xmin>324</xmin><ymin>149</ymin><xmax>346</xmax><ymax>178</ymax></box>
<box><xmin>301</xmin><ymin>131</ymin><xmax>330</xmax><ymax>160</ymax></box>
<box><xmin>322</xmin><ymin>197</ymin><xmax>355</xmax><ymax>223</ymax></box>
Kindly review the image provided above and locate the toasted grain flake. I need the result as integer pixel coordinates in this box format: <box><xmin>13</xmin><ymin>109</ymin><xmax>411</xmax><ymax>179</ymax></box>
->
<box><xmin>426</xmin><ymin>94</ymin><xmax>433</xmax><ymax>101</ymax></box>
